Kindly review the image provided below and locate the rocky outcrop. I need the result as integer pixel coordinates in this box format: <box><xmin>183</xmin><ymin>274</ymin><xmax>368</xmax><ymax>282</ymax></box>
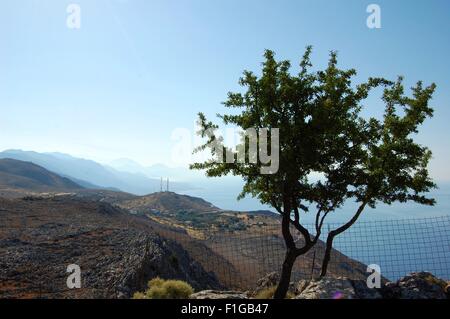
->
<box><xmin>190</xmin><ymin>290</ymin><xmax>249</xmax><ymax>299</ymax></box>
<box><xmin>113</xmin><ymin>235</ymin><xmax>223</xmax><ymax>298</ymax></box>
<box><xmin>285</xmin><ymin>272</ymin><xmax>449</xmax><ymax>299</ymax></box>
<box><xmin>0</xmin><ymin>197</ymin><xmax>221</xmax><ymax>299</ymax></box>
<box><xmin>351</xmin><ymin>279</ymin><xmax>383</xmax><ymax>299</ymax></box>
<box><xmin>294</xmin><ymin>277</ymin><xmax>358</xmax><ymax>299</ymax></box>
<box><xmin>255</xmin><ymin>272</ymin><xmax>280</xmax><ymax>290</ymax></box>
<box><xmin>382</xmin><ymin>272</ymin><xmax>448</xmax><ymax>299</ymax></box>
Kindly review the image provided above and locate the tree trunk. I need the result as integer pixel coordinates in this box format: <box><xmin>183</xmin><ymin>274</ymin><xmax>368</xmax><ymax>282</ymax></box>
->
<box><xmin>273</xmin><ymin>195</ymin><xmax>318</xmax><ymax>298</ymax></box>
<box><xmin>273</xmin><ymin>249</ymin><xmax>296</xmax><ymax>299</ymax></box>
<box><xmin>320</xmin><ymin>232</ymin><xmax>335</xmax><ymax>277</ymax></box>
<box><xmin>274</xmin><ymin>198</ymin><xmax>296</xmax><ymax>299</ymax></box>
<box><xmin>320</xmin><ymin>202</ymin><xmax>367</xmax><ymax>277</ymax></box>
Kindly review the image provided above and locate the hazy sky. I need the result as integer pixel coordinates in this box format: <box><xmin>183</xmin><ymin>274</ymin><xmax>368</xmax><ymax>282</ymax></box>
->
<box><xmin>1</xmin><ymin>0</ymin><xmax>449</xmax><ymax>180</ymax></box>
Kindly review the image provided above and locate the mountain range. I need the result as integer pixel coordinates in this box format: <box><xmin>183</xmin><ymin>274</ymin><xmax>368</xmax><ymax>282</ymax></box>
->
<box><xmin>3</xmin><ymin>149</ymin><xmax>450</xmax><ymax>216</ymax></box>
<box><xmin>0</xmin><ymin>150</ymin><xmax>190</xmax><ymax>195</ymax></box>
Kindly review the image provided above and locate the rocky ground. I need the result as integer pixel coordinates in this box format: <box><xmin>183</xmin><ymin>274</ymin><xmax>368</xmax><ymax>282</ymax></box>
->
<box><xmin>0</xmin><ymin>196</ymin><xmax>221</xmax><ymax>298</ymax></box>
<box><xmin>190</xmin><ymin>271</ymin><xmax>450</xmax><ymax>299</ymax></box>
<box><xmin>294</xmin><ymin>271</ymin><xmax>450</xmax><ymax>299</ymax></box>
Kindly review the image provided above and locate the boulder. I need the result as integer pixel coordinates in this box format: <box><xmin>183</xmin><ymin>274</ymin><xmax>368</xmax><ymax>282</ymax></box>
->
<box><xmin>293</xmin><ymin>277</ymin><xmax>382</xmax><ymax>299</ymax></box>
<box><xmin>255</xmin><ymin>272</ymin><xmax>279</xmax><ymax>290</ymax></box>
<box><xmin>351</xmin><ymin>279</ymin><xmax>382</xmax><ymax>299</ymax></box>
<box><xmin>382</xmin><ymin>272</ymin><xmax>447</xmax><ymax>299</ymax></box>
<box><xmin>295</xmin><ymin>279</ymin><xmax>310</xmax><ymax>295</ymax></box>
<box><xmin>294</xmin><ymin>277</ymin><xmax>356</xmax><ymax>299</ymax></box>
<box><xmin>190</xmin><ymin>290</ymin><xmax>249</xmax><ymax>299</ymax></box>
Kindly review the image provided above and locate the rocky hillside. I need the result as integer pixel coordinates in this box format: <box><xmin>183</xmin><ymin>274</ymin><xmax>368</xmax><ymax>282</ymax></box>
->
<box><xmin>119</xmin><ymin>191</ymin><xmax>219</xmax><ymax>214</ymax></box>
<box><xmin>0</xmin><ymin>196</ymin><xmax>221</xmax><ymax>298</ymax></box>
<box><xmin>114</xmin><ymin>191</ymin><xmax>369</xmax><ymax>288</ymax></box>
<box><xmin>0</xmin><ymin>159</ymin><xmax>82</xmax><ymax>194</ymax></box>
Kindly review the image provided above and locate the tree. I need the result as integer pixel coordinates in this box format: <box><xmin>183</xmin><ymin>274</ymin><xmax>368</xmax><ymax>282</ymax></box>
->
<box><xmin>190</xmin><ymin>47</ymin><xmax>436</xmax><ymax>299</ymax></box>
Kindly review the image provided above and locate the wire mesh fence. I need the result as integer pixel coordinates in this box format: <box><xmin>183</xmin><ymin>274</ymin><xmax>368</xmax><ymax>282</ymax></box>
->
<box><xmin>148</xmin><ymin>215</ymin><xmax>450</xmax><ymax>290</ymax></box>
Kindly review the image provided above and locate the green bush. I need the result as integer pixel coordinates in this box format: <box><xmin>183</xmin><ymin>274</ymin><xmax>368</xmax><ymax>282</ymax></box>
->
<box><xmin>147</xmin><ymin>277</ymin><xmax>165</xmax><ymax>289</ymax></box>
<box><xmin>161</xmin><ymin>280</ymin><xmax>194</xmax><ymax>299</ymax></box>
<box><xmin>132</xmin><ymin>291</ymin><xmax>146</xmax><ymax>299</ymax></box>
<box><xmin>146</xmin><ymin>286</ymin><xmax>167</xmax><ymax>299</ymax></box>
<box><xmin>132</xmin><ymin>277</ymin><xmax>194</xmax><ymax>299</ymax></box>
<box><xmin>254</xmin><ymin>286</ymin><xmax>294</xmax><ymax>299</ymax></box>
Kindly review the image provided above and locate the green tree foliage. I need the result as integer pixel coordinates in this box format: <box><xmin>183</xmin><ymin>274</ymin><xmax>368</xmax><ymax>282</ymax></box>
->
<box><xmin>190</xmin><ymin>47</ymin><xmax>436</xmax><ymax>298</ymax></box>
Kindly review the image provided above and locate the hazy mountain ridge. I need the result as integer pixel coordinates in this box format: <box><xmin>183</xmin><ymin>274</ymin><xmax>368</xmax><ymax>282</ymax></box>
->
<box><xmin>0</xmin><ymin>150</ymin><xmax>189</xmax><ymax>195</ymax></box>
<box><xmin>0</xmin><ymin>158</ymin><xmax>82</xmax><ymax>192</ymax></box>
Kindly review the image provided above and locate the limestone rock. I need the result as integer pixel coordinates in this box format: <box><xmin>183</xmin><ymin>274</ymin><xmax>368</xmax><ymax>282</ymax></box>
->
<box><xmin>351</xmin><ymin>279</ymin><xmax>382</xmax><ymax>299</ymax></box>
<box><xmin>190</xmin><ymin>290</ymin><xmax>249</xmax><ymax>299</ymax></box>
<box><xmin>255</xmin><ymin>272</ymin><xmax>279</xmax><ymax>290</ymax></box>
<box><xmin>382</xmin><ymin>272</ymin><xmax>447</xmax><ymax>299</ymax></box>
<box><xmin>294</xmin><ymin>277</ymin><xmax>355</xmax><ymax>299</ymax></box>
<box><xmin>295</xmin><ymin>279</ymin><xmax>310</xmax><ymax>295</ymax></box>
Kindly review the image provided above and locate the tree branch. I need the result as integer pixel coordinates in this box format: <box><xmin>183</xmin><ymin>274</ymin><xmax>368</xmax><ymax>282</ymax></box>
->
<box><xmin>290</xmin><ymin>202</ymin><xmax>312</xmax><ymax>247</ymax></box>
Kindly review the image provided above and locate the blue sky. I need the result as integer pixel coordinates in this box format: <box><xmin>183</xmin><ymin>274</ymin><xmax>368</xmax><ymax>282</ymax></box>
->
<box><xmin>1</xmin><ymin>0</ymin><xmax>449</xmax><ymax>181</ymax></box>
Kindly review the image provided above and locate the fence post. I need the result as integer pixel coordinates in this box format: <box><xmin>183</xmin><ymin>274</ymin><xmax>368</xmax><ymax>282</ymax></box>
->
<box><xmin>311</xmin><ymin>250</ymin><xmax>316</xmax><ymax>280</ymax></box>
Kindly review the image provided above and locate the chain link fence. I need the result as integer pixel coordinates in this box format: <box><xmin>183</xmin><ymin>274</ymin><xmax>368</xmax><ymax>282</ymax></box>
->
<box><xmin>149</xmin><ymin>215</ymin><xmax>450</xmax><ymax>289</ymax></box>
